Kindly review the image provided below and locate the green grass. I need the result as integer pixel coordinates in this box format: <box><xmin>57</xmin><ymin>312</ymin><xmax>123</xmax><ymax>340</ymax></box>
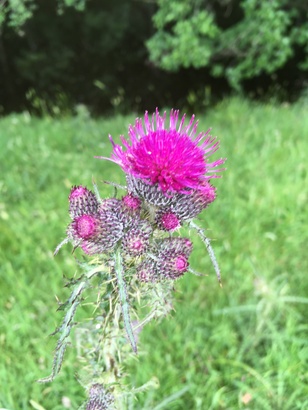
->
<box><xmin>0</xmin><ymin>98</ymin><xmax>307</xmax><ymax>409</ymax></box>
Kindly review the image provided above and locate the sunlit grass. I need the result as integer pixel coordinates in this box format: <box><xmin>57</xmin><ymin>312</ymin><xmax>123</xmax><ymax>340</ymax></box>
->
<box><xmin>0</xmin><ymin>99</ymin><xmax>307</xmax><ymax>409</ymax></box>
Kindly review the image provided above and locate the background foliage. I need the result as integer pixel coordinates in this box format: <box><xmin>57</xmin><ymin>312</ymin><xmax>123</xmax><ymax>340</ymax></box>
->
<box><xmin>148</xmin><ymin>0</ymin><xmax>308</xmax><ymax>90</ymax></box>
<box><xmin>0</xmin><ymin>0</ymin><xmax>307</xmax><ymax>115</ymax></box>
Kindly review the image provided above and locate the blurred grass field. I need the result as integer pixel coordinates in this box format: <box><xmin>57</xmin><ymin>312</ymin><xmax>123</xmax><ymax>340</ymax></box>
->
<box><xmin>0</xmin><ymin>98</ymin><xmax>307</xmax><ymax>410</ymax></box>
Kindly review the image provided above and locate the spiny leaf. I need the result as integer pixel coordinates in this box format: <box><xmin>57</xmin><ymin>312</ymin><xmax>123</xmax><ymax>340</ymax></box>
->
<box><xmin>54</xmin><ymin>237</ymin><xmax>69</xmax><ymax>255</ymax></box>
<box><xmin>39</xmin><ymin>263</ymin><xmax>107</xmax><ymax>383</ymax></box>
<box><xmin>37</xmin><ymin>342</ymin><xmax>68</xmax><ymax>383</ymax></box>
<box><xmin>114</xmin><ymin>249</ymin><xmax>137</xmax><ymax>353</ymax></box>
<box><xmin>64</xmin><ymin>274</ymin><xmax>85</xmax><ymax>287</ymax></box>
<box><xmin>38</xmin><ymin>279</ymin><xmax>88</xmax><ymax>383</ymax></box>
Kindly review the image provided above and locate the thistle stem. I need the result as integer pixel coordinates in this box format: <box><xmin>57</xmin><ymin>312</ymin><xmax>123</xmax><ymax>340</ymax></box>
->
<box><xmin>190</xmin><ymin>221</ymin><xmax>222</xmax><ymax>286</ymax></box>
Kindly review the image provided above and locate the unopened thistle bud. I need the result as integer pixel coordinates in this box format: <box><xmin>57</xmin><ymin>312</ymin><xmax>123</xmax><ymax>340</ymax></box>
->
<box><xmin>122</xmin><ymin>193</ymin><xmax>141</xmax><ymax>211</ymax></box>
<box><xmin>171</xmin><ymin>182</ymin><xmax>216</xmax><ymax>220</ymax></box>
<box><xmin>100</xmin><ymin>197</ymin><xmax>135</xmax><ymax>228</ymax></box>
<box><xmin>156</xmin><ymin>237</ymin><xmax>193</xmax><ymax>279</ymax></box>
<box><xmin>122</xmin><ymin>221</ymin><xmax>152</xmax><ymax>257</ymax></box>
<box><xmin>156</xmin><ymin>211</ymin><xmax>181</xmax><ymax>231</ymax></box>
<box><xmin>69</xmin><ymin>185</ymin><xmax>99</xmax><ymax>218</ymax></box>
<box><xmin>136</xmin><ymin>259</ymin><xmax>157</xmax><ymax>282</ymax></box>
<box><xmin>72</xmin><ymin>214</ymin><xmax>98</xmax><ymax>239</ymax></box>
<box><xmin>157</xmin><ymin>237</ymin><xmax>193</xmax><ymax>256</ymax></box>
<box><xmin>86</xmin><ymin>384</ymin><xmax>114</xmax><ymax>410</ymax></box>
<box><xmin>68</xmin><ymin>210</ymin><xmax>124</xmax><ymax>254</ymax></box>
<box><xmin>100</xmin><ymin>198</ymin><xmax>122</xmax><ymax>213</ymax></box>
<box><xmin>122</xmin><ymin>229</ymin><xmax>149</xmax><ymax>257</ymax></box>
<box><xmin>157</xmin><ymin>252</ymin><xmax>189</xmax><ymax>279</ymax></box>
<box><xmin>137</xmin><ymin>237</ymin><xmax>193</xmax><ymax>282</ymax></box>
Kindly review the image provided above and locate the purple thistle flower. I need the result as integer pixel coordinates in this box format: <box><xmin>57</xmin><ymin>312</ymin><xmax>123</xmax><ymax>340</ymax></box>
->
<box><xmin>69</xmin><ymin>185</ymin><xmax>99</xmax><ymax>218</ymax></box>
<box><xmin>157</xmin><ymin>237</ymin><xmax>193</xmax><ymax>257</ymax></box>
<box><xmin>98</xmin><ymin>108</ymin><xmax>225</xmax><ymax>195</ymax></box>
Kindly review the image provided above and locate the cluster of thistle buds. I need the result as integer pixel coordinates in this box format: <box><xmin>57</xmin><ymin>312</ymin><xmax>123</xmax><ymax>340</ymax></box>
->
<box><xmin>57</xmin><ymin>109</ymin><xmax>225</xmax><ymax>285</ymax></box>
<box><xmin>61</xmin><ymin>181</ymin><xmax>213</xmax><ymax>282</ymax></box>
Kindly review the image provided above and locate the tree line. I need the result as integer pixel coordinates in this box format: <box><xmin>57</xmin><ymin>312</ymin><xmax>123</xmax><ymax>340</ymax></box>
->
<box><xmin>0</xmin><ymin>0</ymin><xmax>307</xmax><ymax>115</ymax></box>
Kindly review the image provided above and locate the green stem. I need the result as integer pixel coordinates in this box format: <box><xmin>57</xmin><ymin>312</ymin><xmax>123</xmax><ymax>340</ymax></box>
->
<box><xmin>190</xmin><ymin>221</ymin><xmax>222</xmax><ymax>286</ymax></box>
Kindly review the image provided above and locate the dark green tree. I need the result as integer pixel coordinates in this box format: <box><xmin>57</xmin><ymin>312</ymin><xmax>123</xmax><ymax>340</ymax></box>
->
<box><xmin>147</xmin><ymin>0</ymin><xmax>308</xmax><ymax>90</ymax></box>
<box><xmin>1</xmin><ymin>0</ymin><xmax>307</xmax><ymax>114</ymax></box>
<box><xmin>0</xmin><ymin>0</ymin><xmax>164</xmax><ymax>114</ymax></box>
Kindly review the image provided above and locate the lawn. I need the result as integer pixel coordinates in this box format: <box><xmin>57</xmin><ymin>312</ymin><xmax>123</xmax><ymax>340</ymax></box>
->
<box><xmin>0</xmin><ymin>98</ymin><xmax>307</xmax><ymax>409</ymax></box>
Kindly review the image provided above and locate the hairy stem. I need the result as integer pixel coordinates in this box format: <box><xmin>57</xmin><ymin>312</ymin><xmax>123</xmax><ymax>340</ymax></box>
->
<box><xmin>190</xmin><ymin>220</ymin><xmax>222</xmax><ymax>286</ymax></box>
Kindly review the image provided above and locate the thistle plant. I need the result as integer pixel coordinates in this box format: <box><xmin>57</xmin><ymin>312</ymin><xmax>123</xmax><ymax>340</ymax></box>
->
<box><xmin>39</xmin><ymin>109</ymin><xmax>226</xmax><ymax>408</ymax></box>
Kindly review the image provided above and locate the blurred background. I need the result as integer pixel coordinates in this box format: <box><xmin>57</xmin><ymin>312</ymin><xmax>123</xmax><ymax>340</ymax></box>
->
<box><xmin>0</xmin><ymin>0</ymin><xmax>308</xmax><ymax>115</ymax></box>
<box><xmin>0</xmin><ymin>1</ymin><xmax>307</xmax><ymax>409</ymax></box>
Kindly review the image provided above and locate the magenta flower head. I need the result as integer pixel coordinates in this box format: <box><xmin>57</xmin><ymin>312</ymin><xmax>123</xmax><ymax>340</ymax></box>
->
<box><xmin>98</xmin><ymin>108</ymin><xmax>225</xmax><ymax>196</ymax></box>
